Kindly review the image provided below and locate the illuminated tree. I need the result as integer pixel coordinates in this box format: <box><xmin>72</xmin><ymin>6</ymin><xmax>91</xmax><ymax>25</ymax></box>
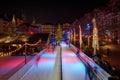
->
<box><xmin>56</xmin><ymin>24</ymin><xmax>62</xmax><ymax>44</ymax></box>
<box><xmin>92</xmin><ymin>18</ymin><xmax>99</xmax><ymax>55</ymax></box>
<box><xmin>73</xmin><ymin>28</ymin><xmax>76</xmax><ymax>45</ymax></box>
<box><xmin>79</xmin><ymin>25</ymin><xmax>83</xmax><ymax>49</ymax></box>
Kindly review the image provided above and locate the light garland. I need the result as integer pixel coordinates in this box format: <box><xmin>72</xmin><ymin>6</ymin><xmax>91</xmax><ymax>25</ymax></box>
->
<box><xmin>27</xmin><ymin>39</ymin><xmax>41</xmax><ymax>46</ymax></box>
<box><xmin>1</xmin><ymin>39</ymin><xmax>41</xmax><ymax>56</ymax></box>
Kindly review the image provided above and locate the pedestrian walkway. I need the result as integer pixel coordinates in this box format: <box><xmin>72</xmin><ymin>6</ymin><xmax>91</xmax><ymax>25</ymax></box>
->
<box><xmin>0</xmin><ymin>56</ymin><xmax>34</xmax><ymax>80</ymax></box>
<box><xmin>100</xmin><ymin>44</ymin><xmax>120</xmax><ymax>69</ymax></box>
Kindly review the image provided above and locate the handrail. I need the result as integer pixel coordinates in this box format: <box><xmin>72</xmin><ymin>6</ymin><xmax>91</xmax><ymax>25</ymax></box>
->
<box><xmin>60</xmin><ymin>45</ymin><xmax>63</xmax><ymax>80</ymax></box>
<box><xmin>50</xmin><ymin>45</ymin><xmax>62</xmax><ymax>80</ymax></box>
<box><xmin>70</xmin><ymin>44</ymin><xmax>111</xmax><ymax>80</ymax></box>
<box><xmin>8</xmin><ymin>49</ymin><xmax>46</xmax><ymax>80</ymax></box>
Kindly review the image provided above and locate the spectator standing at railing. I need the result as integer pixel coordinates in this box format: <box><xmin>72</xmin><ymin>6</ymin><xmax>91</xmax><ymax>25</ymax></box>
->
<box><xmin>107</xmin><ymin>48</ymin><xmax>110</xmax><ymax>56</ymax></box>
<box><xmin>76</xmin><ymin>48</ymin><xmax>80</xmax><ymax>55</ymax></box>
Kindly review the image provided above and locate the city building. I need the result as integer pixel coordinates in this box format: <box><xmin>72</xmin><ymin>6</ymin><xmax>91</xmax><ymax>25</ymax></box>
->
<box><xmin>72</xmin><ymin>0</ymin><xmax>120</xmax><ymax>44</ymax></box>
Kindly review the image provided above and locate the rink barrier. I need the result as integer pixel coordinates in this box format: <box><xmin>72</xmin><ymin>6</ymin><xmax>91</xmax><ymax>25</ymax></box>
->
<box><xmin>70</xmin><ymin>44</ymin><xmax>111</xmax><ymax>80</ymax></box>
<box><xmin>8</xmin><ymin>49</ymin><xmax>46</xmax><ymax>80</ymax></box>
<box><xmin>50</xmin><ymin>45</ymin><xmax>62</xmax><ymax>80</ymax></box>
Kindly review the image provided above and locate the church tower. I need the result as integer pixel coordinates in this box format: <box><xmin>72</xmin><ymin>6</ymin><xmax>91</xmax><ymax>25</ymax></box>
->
<box><xmin>12</xmin><ymin>15</ymin><xmax>16</xmax><ymax>25</ymax></box>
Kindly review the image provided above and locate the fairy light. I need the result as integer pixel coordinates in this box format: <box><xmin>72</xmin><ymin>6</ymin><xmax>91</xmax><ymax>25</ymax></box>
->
<box><xmin>1</xmin><ymin>39</ymin><xmax>42</xmax><ymax>56</ymax></box>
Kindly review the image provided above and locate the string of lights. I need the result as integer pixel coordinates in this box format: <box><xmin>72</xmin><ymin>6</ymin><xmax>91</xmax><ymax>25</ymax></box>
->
<box><xmin>1</xmin><ymin>39</ymin><xmax>41</xmax><ymax>56</ymax></box>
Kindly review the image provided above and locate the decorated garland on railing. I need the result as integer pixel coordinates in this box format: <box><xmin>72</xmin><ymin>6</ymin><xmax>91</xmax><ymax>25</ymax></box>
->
<box><xmin>9</xmin><ymin>43</ymin><xmax>26</xmax><ymax>55</ymax></box>
<box><xmin>1</xmin><ymin>39</ymin><xmax>42</xmax><ymax>56</ymax></box>
<box><xmin>27</xmin><ymin>39</ymin><xmax>41</xmax><ymax>46</ymax></box>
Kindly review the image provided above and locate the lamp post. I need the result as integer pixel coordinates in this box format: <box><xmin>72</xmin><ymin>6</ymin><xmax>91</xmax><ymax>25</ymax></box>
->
<box><xmin>25</xmin><ymin>42</ymin><xmax>27</xmax><ymax>64</ymax></box>
<box><xmin>22</xmin><ymin>36</ymin><xmax>28</xmax><ymax>64</ymax></box>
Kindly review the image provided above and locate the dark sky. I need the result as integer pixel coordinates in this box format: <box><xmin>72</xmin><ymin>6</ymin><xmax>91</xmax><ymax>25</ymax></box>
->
<box><xmin>0</xmin><ymin>0</ymin><xmax>110</xmax><ymax>24</ymax></box>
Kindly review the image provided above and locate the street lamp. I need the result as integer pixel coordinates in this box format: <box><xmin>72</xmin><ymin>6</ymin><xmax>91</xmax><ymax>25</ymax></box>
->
<box><xmin>22</xmin><ymin>37</ymin><xmax>28</xmax><ymax>64</ymax></box>
<box><xmin>25</xmin><ymin>42</ymin><xmax>27</xmax><ymax>64</ymax></box>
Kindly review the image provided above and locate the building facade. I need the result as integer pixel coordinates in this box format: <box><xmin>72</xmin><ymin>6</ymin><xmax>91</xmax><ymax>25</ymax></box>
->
<box><xmin>72</xmin><ymin>0</ymin><xmax>120</xmax><ymax>44</ymax></box>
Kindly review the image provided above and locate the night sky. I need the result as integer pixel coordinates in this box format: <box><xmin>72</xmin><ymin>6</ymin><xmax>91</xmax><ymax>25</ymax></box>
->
<box><xmin>0</xmin><ymin>0</ymin><xmax>110</xmax><ymax>24</ymax></box>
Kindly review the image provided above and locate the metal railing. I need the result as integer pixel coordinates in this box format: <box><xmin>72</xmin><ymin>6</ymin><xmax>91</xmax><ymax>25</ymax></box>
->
<box><xmin>8</xmin><ymin>49</ymin><xmax>46</xmax><ymax>80</ymax></box>
<box><xmin>70</xmin><ymin>44</ymin><xmax>111</xmax><ymax>80</ymax></box>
